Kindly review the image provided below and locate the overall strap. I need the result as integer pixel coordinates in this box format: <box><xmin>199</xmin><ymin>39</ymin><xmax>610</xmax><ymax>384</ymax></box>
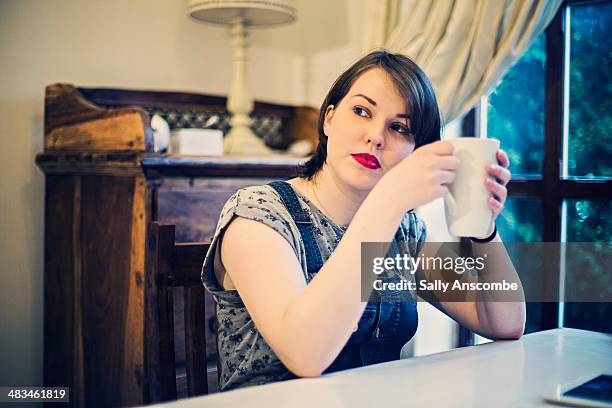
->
<box><xmin>268</xmin><ymin>181</ymin><xmax>324</xmax><ymax>274</ymax></box>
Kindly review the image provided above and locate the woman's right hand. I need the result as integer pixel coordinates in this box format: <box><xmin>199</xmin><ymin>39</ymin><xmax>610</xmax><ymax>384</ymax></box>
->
<box><xmin>381</xmin><ymin>141</ymin><xmax>460</xmax><ymax>211</ymax></box>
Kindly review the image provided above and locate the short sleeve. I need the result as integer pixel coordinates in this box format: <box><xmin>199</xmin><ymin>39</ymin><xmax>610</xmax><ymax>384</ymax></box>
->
<box><xmin>200</xmin><ymin>185</ymin><xmax>305</xmax><ymax>299</ymax></box>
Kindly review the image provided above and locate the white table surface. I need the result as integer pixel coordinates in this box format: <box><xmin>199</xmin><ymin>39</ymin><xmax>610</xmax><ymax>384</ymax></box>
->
<box><xmin>151</xmin><ymin>328</ymin><xmax>611</xmax><ymax>407</ymax></box>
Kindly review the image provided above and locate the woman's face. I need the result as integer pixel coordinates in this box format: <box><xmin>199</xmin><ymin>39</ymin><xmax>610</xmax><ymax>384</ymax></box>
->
<box><xmin>323</xmin><ymin>67</ymin><xmax>416</xmax><ymax>193</ymax></box>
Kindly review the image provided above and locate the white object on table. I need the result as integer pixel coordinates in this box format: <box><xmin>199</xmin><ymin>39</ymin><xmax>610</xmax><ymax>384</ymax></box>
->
<box><xmin>170</xmin><ymin>128</ymin><xmax>224</xmax><ymax>156</ymax></box>
<box><xmin>151</xmin><ymin>114</ymin><xmax>171</xmax><ymax>153</ymax></box>
<box><xmin>144</xmin><ymin>328</ymin><xmax>612</xmax><ymax>408</ymax></box>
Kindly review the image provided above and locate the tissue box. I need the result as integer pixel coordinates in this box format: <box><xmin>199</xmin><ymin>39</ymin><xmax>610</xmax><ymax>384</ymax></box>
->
<box><xmin>170</xmin><ymin>128</ymin><xmax>224</xmax><ymax>156</ymax></box>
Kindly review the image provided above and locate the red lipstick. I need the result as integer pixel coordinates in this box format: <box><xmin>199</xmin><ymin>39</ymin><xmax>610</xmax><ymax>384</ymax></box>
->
<box><xmin>351</xmin><ymin>153</ymin><xmax>381</xmax><ymax>169</ymax></box>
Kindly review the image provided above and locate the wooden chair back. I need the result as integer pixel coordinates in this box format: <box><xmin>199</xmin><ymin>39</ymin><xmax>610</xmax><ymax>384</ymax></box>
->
<box><xmin>145</xmin><ymin>221</ymin><xmax>213</xmax><ymax>403</ymax></box>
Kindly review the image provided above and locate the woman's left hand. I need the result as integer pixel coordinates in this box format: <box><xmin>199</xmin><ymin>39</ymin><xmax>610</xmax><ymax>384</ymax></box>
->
<box><xmin>483</xmin><ymin>149</ymin><xmax>511</xmax><ymax>236</ymax></box>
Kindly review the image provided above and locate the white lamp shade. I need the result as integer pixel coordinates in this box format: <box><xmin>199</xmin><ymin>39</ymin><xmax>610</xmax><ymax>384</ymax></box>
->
<box><xmin>188</xmin><ymin>0</ymin><xmax>296</xmax><ymax>26</ymax></box>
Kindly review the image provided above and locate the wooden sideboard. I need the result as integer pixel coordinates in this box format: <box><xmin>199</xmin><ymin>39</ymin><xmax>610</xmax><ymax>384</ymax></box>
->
<box><xmin>36</xmin><ymin>84</ymin><xmax>310</xmax><ymax>407</ymax></box>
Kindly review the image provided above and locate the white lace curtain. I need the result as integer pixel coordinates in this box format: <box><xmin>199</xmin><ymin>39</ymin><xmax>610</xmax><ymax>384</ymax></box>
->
<box><xmin>363</xmin><ymin>0</ymin><xmax>562</xmax><ymax>123</ymax></box>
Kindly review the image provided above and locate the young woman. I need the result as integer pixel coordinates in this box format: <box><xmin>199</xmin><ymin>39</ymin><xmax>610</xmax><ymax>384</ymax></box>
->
<box><xmin>202</xmin><ymin>50</ymin><xmax>526</xmax><ymax>391</ymax></box>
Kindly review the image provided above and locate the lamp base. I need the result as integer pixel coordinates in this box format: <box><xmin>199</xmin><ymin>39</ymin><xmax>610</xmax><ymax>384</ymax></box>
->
<box><xmin>224</xmin><ymin>126</ymin><xmax>276</xmax><ymax>156</ymax></box>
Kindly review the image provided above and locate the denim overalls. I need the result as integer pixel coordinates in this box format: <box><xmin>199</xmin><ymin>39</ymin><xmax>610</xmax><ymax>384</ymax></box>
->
<box><xmin>268</xmin><ymin>181</ymin><xmax>419</xmax><ymax>372</ymax></box>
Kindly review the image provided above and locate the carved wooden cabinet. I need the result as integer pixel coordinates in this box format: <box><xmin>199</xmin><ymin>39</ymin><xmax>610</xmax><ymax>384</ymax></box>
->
<box><xmin>36</xmin><ymin>84</ymin><xmax>310</xmax><ymax>407</ymax></box>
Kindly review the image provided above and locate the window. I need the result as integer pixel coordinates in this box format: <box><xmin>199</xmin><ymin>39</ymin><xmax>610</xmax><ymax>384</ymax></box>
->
<box><xmin>487</xmin><ymin>34</ymin><xmax>546</xmax><ymax>177</ymax></box>
<box><xmin>562</xmin><ymin>199</ymin><xmax>612</xmax><ymax>333</ymax></box>
<box><xmin>567</xmin><ymin>1</ymin><xmax>612</xmax><ymax>178</ymax></box>
<box><xmin>475</xmin><ymin>0</ymin><xmax>612</xmax><ymax>334</ymax></box>
<box><xmin>496</xmin><ymin>198</ymin><xmax>543</xmax><ymax>243</ymax></box>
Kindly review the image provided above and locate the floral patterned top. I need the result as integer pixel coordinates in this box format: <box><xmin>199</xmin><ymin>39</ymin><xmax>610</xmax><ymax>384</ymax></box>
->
<box><xmin>201</xmin><ymin>183</ymin><xmax>427</xmax><ymax>391</ymax></box>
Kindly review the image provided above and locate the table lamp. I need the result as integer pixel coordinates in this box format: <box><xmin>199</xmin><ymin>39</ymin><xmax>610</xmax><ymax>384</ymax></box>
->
<box><xmin>188</xmin><ymin>0</ymin><xmax>297</xmax><ymax>156</ymax></box>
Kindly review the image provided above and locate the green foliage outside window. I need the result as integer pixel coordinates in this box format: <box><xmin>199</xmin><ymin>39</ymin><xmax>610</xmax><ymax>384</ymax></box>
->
<box><xmin>568</xmin><ymin>2</ymin><xmax>612</xmax><ymax>178</ymax></box>
<box><xmin>488</xmin><ymin>35</ymin><xmax>545</xmax><ymax>176</ymax></box>
<box><xmin>564</xmin><ymin>199</ymin><xmax>611</xmax><ymax>334</ymax></box>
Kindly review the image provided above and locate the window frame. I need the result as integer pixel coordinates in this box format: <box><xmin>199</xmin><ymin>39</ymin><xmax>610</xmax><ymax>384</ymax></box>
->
<box><xmin>461</xmin><ymin>0</ymin><xmax>611</xmax><ymax>335</ymax></box>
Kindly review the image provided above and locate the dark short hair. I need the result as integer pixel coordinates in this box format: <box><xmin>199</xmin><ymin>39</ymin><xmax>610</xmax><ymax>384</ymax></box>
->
<box><xmin>297</xmin><ymin>49</ymin><xmax>443</xmax><ymax>179</ymax></box>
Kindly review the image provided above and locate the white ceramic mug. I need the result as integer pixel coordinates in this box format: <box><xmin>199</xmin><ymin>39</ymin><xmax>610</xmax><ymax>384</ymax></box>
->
<box><xmin>444</xmin><ymin>138</ymin><xmax>500</xmax><ymax>237</ymax></box>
